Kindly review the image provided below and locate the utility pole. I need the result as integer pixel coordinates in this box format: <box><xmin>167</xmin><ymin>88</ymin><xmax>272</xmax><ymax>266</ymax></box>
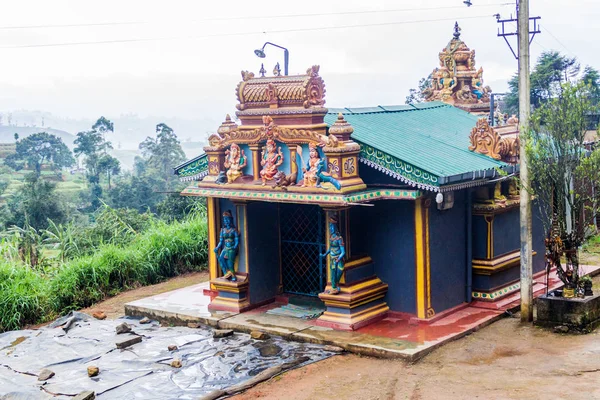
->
<box><xmin>517</xmin><ymin>0</ymin><xmax>533</xmax><ymax>322</ymax></box>
<box><xmin>496</xmin><ymin>0</ymin><xmax>540</xmax><ymax>321</ymax></box>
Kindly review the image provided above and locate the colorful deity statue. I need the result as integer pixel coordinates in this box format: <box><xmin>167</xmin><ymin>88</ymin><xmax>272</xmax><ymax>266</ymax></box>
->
<box><xmin>301</xmin><ymin>143</ymin><xmax>320</xmax><ymax>187</ymax></box>
<box><xmin>260</xmin><ymin>139</ymin><xmax>284</xmax><ymax>185</ymax></box>
<box><xmin>213</xmin><ymin>210</ymin><xmax>239</xmax><ymax>281</ymax></box>
<box><xmin>320</xmin><ymin>216</ymin><xmax>346</xmax><ymax>295</ymax></box>
<box><xmin>224</xmin><ymin>143</ymin><xmax>247</xmax><ymax>183</ymax></box>
<box><xmin>439</xmin><ymin>70</ymin><xmax>457</xmax><ymax>101</ymax></box>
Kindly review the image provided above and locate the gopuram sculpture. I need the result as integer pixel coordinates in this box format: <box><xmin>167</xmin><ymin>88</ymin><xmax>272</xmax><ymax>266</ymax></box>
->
<box><xmin>260</xmin><ymin>138</ymin><xmax>284</xmax><ymax>186</ymax></box>
<box><xmin>422</xmin><ymin>22</ymin><xmax>492</xmax><ymax>114</ymax></box>
<box><xmin>301</xmin><ymin>143</ymin><xmax>321</xmax><ymax>187</ymax></box>
<box><xmin>213</xmin><ymin>210</ymin><xmax>239</xmax><ymax>281</ymax></box>
<box><xmin>224</xmin><ymin>143</ymin><xmax>247</xmax><ymax>183</ymax></box>
<box><xmin>320</xmin><ymin>216</ymin><xmax>346</xmax><ymax>295</ymax></box>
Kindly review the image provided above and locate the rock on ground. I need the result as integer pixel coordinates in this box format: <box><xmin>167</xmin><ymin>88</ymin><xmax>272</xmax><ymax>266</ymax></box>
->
<box><xmin>87</xmin><ymin>366</ymin><xmax>99</xmax><ymax>377</ymax></box>
<box><xmin>115</xmin><ymin>334</ymin><xmax>142</xmax><ymax>349</ymax></box>
<box><xmin>168</xmin><ymin>345</ymin><xmax>178</xmax><ymax>351</ymax></box>
<box><xmin>73</xmin><ymin>391</ymin><xmax>95</xmax><ymax>400</ymax></box>
<box><xmin>250</xmin><ymin>331</ymin><xmax>270</xmax><ymax>340</ymax></box>
<box><xmin>323</xmin><ymin>345</ymin><xmax>344</xmax><ymax>353</ymax></box>
<box><xmin>92</xmin><ymin>312</ymin><xmax>106</xmax><ymax>320</ymax></box>
<box><xmin>213</xmin><ymin>329</ymin><xmax>234</xmax><ymax>338</ymax></box>
<box><xmin>187</xmin><ymin>322</ymin><xmax>201</xmax><ymax>329</ymax></box>
<box><xmin>115</xmin><ymin>322</ymin><xmax>132</xmax><ymax>334</ymax></box>
<box><xmin>139</xmin><ymin>317</ymin><xmax>151</xmax><ymax>324</ymax></box>
<box><xmin>37</xmin><ymin>368</ymin><xmax>55</xmax><ymax>381</ymax></box>
<box><xmin>171</xmin><ymin>359</ymin><xmax>182</xmax><ymax>368</ymax></box>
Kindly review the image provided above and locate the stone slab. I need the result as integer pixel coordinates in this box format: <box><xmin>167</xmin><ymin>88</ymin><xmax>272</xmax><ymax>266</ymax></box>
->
<box><xmin>216</xmin><ymin>304</ymin><xmax>314</xmax><ymax>339</ymax></box>
<box><xmin>125</xmin><ymin>282</ymin><xmax>237</xmax><ymax>327</ymax></box>
<box><xmin>115</xmin><ymin>334</ymin><xmax>142</xmax><ymax>349</ymax></box>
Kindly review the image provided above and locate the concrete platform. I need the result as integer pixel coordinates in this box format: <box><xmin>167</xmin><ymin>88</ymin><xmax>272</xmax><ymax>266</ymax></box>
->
<box><xmin>125</xmin><ymin>265</ymin><xmax>600</xmax><ymax>361</ymax></box>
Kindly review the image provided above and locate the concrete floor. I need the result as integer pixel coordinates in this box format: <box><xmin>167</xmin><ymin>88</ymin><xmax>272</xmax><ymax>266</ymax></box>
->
<box><xmin>125</xmin><ymin>265</ymin><xmax>600</xmax><ymax>361</ymax></box>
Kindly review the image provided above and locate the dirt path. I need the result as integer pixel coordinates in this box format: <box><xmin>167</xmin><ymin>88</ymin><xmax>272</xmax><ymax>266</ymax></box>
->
<box><xmin>80</xmin><ymin>271</ymin><xmax>208</xmax><ymax>319</ymax></box>
<box><xmin>234</xmin><ymin>316</ymin><xmax>600</xmax><ymax>400</ymax></box>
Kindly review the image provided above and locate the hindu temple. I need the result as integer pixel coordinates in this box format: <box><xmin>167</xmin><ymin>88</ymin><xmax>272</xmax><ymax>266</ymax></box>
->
<box><xmin>174</xmin><ymin>23</ymin><xmax>545</xmax><ymax>330</ymax></box>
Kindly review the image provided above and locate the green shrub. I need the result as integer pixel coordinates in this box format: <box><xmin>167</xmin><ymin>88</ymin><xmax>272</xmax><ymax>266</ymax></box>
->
<box><xmin>0</xmin><ymin>262</ymin><xmax>50</xmax><ymax>332</ymax></box>
<box><xmin>0</xmin><ymin>213</ymin><xmax>208</xmax><ymax>332</ymax></box>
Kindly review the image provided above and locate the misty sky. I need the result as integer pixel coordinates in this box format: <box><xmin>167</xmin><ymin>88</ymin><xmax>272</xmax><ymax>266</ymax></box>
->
<box><xmin>0</xmin><ymin>0</ymin><xmax>596</xmax><ymax>126</ymax></box>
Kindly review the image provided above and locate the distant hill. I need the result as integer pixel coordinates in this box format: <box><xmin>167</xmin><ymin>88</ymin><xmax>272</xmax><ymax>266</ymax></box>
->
<box><xmin>0</xmin><ymin>126</ymin><xmax>76</xmax><ymax>148</ymax></box>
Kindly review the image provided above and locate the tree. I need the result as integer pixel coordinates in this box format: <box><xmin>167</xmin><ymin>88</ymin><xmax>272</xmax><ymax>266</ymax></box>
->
<box><xmin>4</xmin><ymin>173</ymin><xmax>68</xmax><ymax>230</ymax></box>
<box><xmin>526</xmin><ymin>82</ymin><xmax>600</xmax><ymax>291</ymax></box>
<box><xmin>505</xmin><ymin>51</ymin><xmax>583</xmax><ymax>115</ymax></box>
<box><xmin>92</xmin><ymin>116</ymin><xmax>114</xmax><ymax>154</ymax></box>
<box><xmin>97</xmin><ymin>154</ymin><xmax>121</xmax><ymax>189</ymax></box>
<box><xmin>139</xmin><ymin>123</ymin><xmax>186</xmax><ymax>190</ymax></box>
<box><xmin>5</xmin><ymin>132</ymin><xmax>75</xmax><ymax>175</ymax></box>
<box><xmin>405</xmin><ymin>75</ymin><xmax>433</xmax><ymax>104</ymax></box>
<box><xmin>109</xmin><ymin>173</ymin><xmax>165</xmax><ymax>213</ymax></box>
<box><xmin>74</xmin><ymin>130</ymin><xmax>104</xmax><ymax>179</ymax></box>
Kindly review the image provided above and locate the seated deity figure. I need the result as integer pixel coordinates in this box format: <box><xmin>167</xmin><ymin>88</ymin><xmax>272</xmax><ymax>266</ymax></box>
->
<box><xmin>320</xmin><ymin>216</ymin><xmax>346</xmax><ymax>295</ymax></box>
<box><xmin>224</xmin><ymin>143</ymin><xmax>247</xmax><ymax>183</ymax></box>
<box><xmin>301</xmin><ymin>143</ymin><xmax>320</xmax><ymax>187</ymax></box>
<box><xmin>260</xmin><ymin>139</ymin><xmax>284</xmax><ymax>185</ymax></box>
<box><xmin>213</xmin><ymin>210</ymin><xmax>239</xmax><ymax>281</ymax></box>
<box><xmin>439</xmin><ymin>70</ymin><xmax>457</xmax><ymax>100</ymax></box>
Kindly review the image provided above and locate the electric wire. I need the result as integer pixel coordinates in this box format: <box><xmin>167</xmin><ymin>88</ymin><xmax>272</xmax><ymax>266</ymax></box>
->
<box><xmin>0</xmin><ymin>14</ymin><xmax>495</xmax><ymax>49</ymax></box>
<box><xmin>0</xmin><ymin>3</ymin><xmax>513</xmax><ymax>30</ymax></box>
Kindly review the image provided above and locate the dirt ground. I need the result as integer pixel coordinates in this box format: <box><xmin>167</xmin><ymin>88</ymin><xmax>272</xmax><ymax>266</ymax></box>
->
<box><xmin>79</xmin><ymin>251</ymin><xmax>600</xmax><ymax>400</ymax></box>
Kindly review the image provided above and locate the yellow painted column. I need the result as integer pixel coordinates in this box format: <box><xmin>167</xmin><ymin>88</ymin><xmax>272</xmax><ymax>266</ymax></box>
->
<box><xmin>207</xmin><ymin>197</ymin><xmax>220</xmax><ymax>288</ymax></box>
<box><xmin>485</xmin><ymin>215</ymin><xmax>494</xmax><ymax>259</ymax></box>
<box><xmin>415</xmin><ymin>198</ymin><xmax>434</xmax><ymax>319</ymax></box>
<box><xmin>248</xmin><ymin>144</ymin><xmax>262</xmax><ymax>180</ymax></box>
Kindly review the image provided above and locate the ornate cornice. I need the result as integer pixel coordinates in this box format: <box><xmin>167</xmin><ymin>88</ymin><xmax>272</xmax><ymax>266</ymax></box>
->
<box><xmin>236</xmin><ymin>65</ymin><xmax>326</xmax><ymax>111</ymax></box>
<box><xmin>468</xmin><ymin>118</ymin><xmax>520</xmax><ymax>163</ymax></box>
<box><xmin>175</xmin><ymin>154</ymin><xmax>208</xmax><ymax>179</ymax></box>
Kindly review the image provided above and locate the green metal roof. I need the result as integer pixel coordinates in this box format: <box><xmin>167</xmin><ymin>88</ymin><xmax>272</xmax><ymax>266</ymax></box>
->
<box><xmin>325</xmin><ymin>102</ymin><xmax>511</xmax><ymax>184</ymax></box>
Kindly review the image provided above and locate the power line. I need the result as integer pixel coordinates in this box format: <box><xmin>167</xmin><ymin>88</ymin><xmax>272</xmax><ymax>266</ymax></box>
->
<box><xmin>0</xmin><ymin>14</ymin><xmax>494</xmax><ymax>49</ymax></box>
<box><xmin>0</xmin><ymin>3</ymin><xmax>511</xmax><ymax>30</ymax></box>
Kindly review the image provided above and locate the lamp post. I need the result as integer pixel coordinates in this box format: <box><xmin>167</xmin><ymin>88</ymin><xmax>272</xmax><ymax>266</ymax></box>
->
<box><xmin>254</xmin><ymin>42</ymin><xmax>289</xmax><ymax>76</ymax></box>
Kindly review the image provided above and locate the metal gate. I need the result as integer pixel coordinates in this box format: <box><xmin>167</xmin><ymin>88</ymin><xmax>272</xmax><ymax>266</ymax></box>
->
<box><xmin>280</xmin><ymin>204</ymin><xmax>325</xmax><ymax>296</ymax></box>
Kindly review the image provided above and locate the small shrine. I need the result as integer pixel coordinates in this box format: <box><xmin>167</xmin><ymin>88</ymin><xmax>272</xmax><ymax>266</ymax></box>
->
<box><xmin>422</xmin><ymin>22</ymin><xmax>492</xmax><ymax>115</ymax></box>
<box><xmin>175</xmin><ymin>25</ymin><xmax>546</xmax><ymax>331</ymax></box>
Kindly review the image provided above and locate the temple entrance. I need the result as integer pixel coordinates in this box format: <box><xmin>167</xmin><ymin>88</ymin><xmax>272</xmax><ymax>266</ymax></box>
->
<box><xmin>280</xmin><ymin>204</ymin><xmax>326</xmax><ymax>297</ymax></box>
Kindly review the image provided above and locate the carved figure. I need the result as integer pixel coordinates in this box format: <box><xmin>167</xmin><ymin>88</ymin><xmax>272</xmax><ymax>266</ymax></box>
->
<box><xmin>506</xmin><ymin>114</ymin><xmax>519</xmax><ymax>125</ymax></box>
<box><xmin>320</xmin><ymin>216</ymin><xmax>346</xmax><ymax>295</ymax></box>
<box><xmin>439</xmin><ymin>70</ymin><xmax>457</xmax><ymax>100</ymax></box>
<box><xmin>456</xmin><ymin>85</ymin><xmax>475</xmax><ymax>102</ymax></box>
<box><xmin>215</xmin><ymin>171</ymin><xmax>227</xmax><ymax>185</ymax></box>
<box><xmin>260</xmin><ymin>139</ymin><xmax>284</xmax><ymax>185</ymax></box>
<box><xmin>301</xmin><ymin>143</ymin><xmax>321</xmax><ymax>187</ymax></box>
<box><xmin>316</xmin><ymin>158</ymin><xmax>341</xmax><ymax>190</ymax></box>
<box><xmin>273</xmin><ymin>159</ymin><xmax>298</xmax><ymax>190</ymax></box>
<box><xmin>224</xmin><ymin>143</ymin><xmax>247</xmax><ymax>183</ymax></box>
<box><xmin>213</xmin><ymin>210</ymin><xmax>239</xmax><ymax>281</ymax></box>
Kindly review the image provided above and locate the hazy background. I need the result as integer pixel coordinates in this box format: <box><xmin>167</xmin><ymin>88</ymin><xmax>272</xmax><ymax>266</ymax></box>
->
<box><xmin>0</xmin><ymin>0</ymin><xmax>595</xmax><ymax>161</ymax></box>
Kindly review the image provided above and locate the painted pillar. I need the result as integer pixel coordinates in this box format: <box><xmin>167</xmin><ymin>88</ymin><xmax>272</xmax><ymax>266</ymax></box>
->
<box><xmin>289</xmin><ymin>144</ymin><xmax>299</xmax><ymax>175</ymax></box>
<box><xmin>248</xmin><ymin>144</ymin><xmax>262</xmax><ymax>180</ymax></box>
<box><xmin>485</xmin><ymin>215</ymin><xmax>494</xmax><ymax>259</ymax></box>
<box><xmin>415</xmin><ymin>198</ymin><xmax>434</xmax><ymax>319</ymax></box>
<box><xmin>207</xmin><ymin>197</ymin><xmax>221</xmax><ymax>289</ymax></box>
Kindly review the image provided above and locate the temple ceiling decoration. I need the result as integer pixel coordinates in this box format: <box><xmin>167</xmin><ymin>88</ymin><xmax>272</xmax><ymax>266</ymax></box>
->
<box><xmin>422</xmin><ymin>22</ymin><xmax>492</xmax><ymax>114</ymax></box>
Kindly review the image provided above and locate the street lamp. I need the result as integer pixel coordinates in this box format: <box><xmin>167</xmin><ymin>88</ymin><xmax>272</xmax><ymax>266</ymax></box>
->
<box><xmin>254</xmin><ymin>42</ymin><xmax>289</xmax><ymax>76</ymax></box>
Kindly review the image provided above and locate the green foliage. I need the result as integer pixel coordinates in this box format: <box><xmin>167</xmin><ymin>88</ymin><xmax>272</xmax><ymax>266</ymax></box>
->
<box><xmin>527</xmin><ymin>81</ymin><xmax>600</xmax><ymax>247</ymax></box>
<box><xmin>405</xmin><ymin>75</ymin><xmax>433</xmax><ymax>104</ymax></box>
<box><xmin>139</xmin><ymin>123</ymin><xmax>186</xmax><ymax>190</ymax></box>
<box><xmin>4</xmin><ymin>173</ymin><xmax>68</xmax><ymax>231</ymax></box>
<box><xmin>0</xmin><ymin>212</ymin><xmax>208</xmax><ymax>332</ymax></box>
<box><xmin>0</xmin><ymin>262</ymin><xmax>50</xmax><ymax>332</ymax></box>
<box><xmin>109</xmin><ymin>173</ymin><xmax>166</xmax><ymax>213</ymax></box>
<box><xmin>5</xmin><ymin>132</ymin><xmax>75</xmax><ymax>174</ymax></box>
<box><xmin>505</xmin><ymin>51</ymin><xmax>599</xmax><ymax>115</ymax></box>
<box><xmin>157</xmin><ymin>194</ymin><xmax>204</xmax><ymax>221</ymax></box>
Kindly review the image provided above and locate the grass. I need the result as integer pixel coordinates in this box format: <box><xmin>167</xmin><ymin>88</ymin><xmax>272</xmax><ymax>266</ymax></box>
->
<box><xmin>0</xmin><ymin>213</ymin><xmax>208</xmax><ymax>332</ymax></box>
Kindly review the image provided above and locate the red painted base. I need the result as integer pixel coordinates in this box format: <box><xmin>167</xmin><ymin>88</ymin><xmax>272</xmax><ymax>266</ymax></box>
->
<box><xmin>409</xmin><ymin>302</ymin><xmax>470</xmax><ymax>325</ymax></box>
<box><xmin>314</xmin><ymin>310</ymin><xmax>388</xmax><ymax>331</ymax></box>
<box><xmin>202</xmin><ymin>289</ymin><xmax>219</xmax><ymax>298</ymax></box>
